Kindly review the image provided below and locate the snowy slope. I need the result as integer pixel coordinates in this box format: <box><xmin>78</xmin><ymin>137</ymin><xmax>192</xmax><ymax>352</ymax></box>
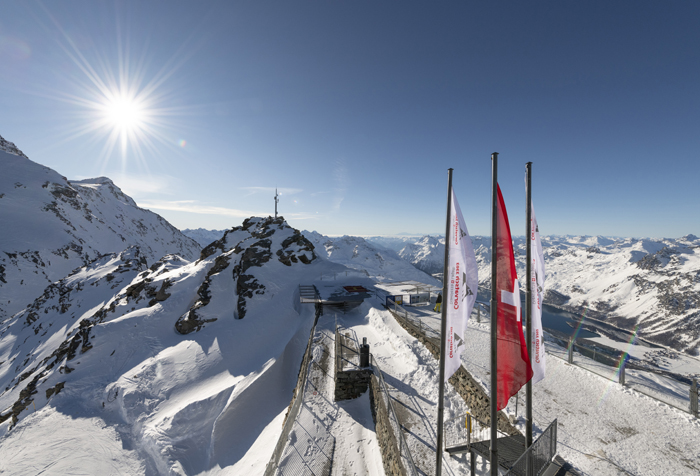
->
<box><xmin>0</xmin><ymin>145</ymin><xmax>201</xmax><ymax>322</ymax></box>
<box><xmin>1</xmin><ymin>213</ymin><xmax>698</xmax><ymax>475</ymax></box>
<box><xmin>181</xmin><ymin>228</ymin><xmax>227</xmax><ymax>247</ymax></box>
<box><xmin>303</xmin><ymin>231</ymin><xmax>441</xmax><ymax>286</ymax></box>
<box><xmin>0</xmin><ymin>216</ymin><xmax>334</xmax><ymax>474</ymax></box>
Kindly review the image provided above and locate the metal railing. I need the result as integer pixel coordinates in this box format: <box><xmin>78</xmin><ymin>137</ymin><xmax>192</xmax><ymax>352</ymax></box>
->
<box><xmin>547</xmin><ymin>333</ymin><xmax>700</xmax><ymax>417</ymax></box>
<box><xmin>503</xmin><ymin>419</ymin><xmax>557</xmax><ymax>476</ymax></box>
<box><xmin>386</xmin><ymin>298</ymin><xmax>440</xmax><ymax>344</ymax></box>
<box><xmin>371</xmin><ymin>354</ymin><xmax>419</xmax><ymax>476</ymax></box>
<box><xmin>319</xmin><ymin>269</ymin><xmax>370</xmax><ymax>280</ymax></box>
<box><xmin>443</xmin><ymin>411</ymin><xmax>503</xmax><ymax>453</ymax></box>
<box><xmin>264</xmin><ymin>306</ymin><xmax>324</xmax><ymax>476</ymax></box>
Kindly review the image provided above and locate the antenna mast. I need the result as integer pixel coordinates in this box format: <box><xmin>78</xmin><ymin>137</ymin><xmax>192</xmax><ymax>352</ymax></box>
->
<box><xmin>274</xmin><ymin>188</ymin><xmax>279</xmax><ymax>218</ymax></box>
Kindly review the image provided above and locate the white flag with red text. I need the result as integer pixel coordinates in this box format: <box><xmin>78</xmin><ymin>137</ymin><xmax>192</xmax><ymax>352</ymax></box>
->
<box><xmin>444</xmin><ymin>189</ymin><xmax>478</xmax><ymax>381</ymax></box>
<box><xmin>530</xmin><ymin>202</ymin><xmax>546</xmax><ymax>383</ymax></box>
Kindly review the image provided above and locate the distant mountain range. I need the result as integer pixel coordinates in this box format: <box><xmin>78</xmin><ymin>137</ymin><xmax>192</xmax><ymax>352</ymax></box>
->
<box><xmin>181</xmin><ymin>228</ymin><xmax>227</xmax><ymax>247</ymax></box>
<box><xmin>188</xmin><ymin>228</ymin><xmax>700</xmax><ymax>355</ymax></box>
<box><xmin>368</xmin><ymin>233</ymin><xmax>700</xmax><ymax>355</ymax></box>
<box><xmin>303</xmin><ymin>231</ymin><xmax>442</xmax><ymax>286</ymax></box>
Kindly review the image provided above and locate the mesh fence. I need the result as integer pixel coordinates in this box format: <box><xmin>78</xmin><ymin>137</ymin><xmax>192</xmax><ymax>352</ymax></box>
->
<box><xmin>503</xmin><ymin>419</ymin><xmax>557</xmax><ymax>476</ymax></box>
<box><xmin>277</xmin><ymin>401</ymin><xmax>335</xmax><ymax>476</ymax></box>
<box><xmin>265</xmin><ymin>307</ymin><xmax>326</xmax><ymax>476</ymax></box>
<box><xmin>371</xmin><ymin>355</ymin><xmax>419</xmax><ymax>476</ymax></box>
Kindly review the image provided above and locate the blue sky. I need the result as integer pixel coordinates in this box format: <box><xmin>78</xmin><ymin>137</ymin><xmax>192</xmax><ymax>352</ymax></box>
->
<box><xmin>1</xmin><ymin>1</ymin><xmax>699</xmax><ymax>238</ymax></box>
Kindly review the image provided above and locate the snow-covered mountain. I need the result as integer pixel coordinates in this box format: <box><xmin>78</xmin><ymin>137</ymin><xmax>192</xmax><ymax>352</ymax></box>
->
<box><xmin>0</xmin><ymin>142</ymin><xmax>201</xmax><ymax>322</ymax></box>
<box><xmin>0</xmin><ymin>215</ymin><xmax>326</xmax><ymax>473</ymax></box>
<box><xmin>365</xmin><ymin>235</ymin><xmax>421</xmax><ymax>253</ymax></box>
<box><xmin>303</xmin><ymin>231</ymin><xmax>441</xmax><ymax>286</ymax></box>
<box><xmin>523</xmin><ymin>235</ymin><xmax>700</xmax><ymax>356</ymax></box>
<box><xmin>397</xmin><ymin>235</ymin><xmax>445</xmax><ymax>276</ymax></box>
<box><xmin>181</xmin><ymin>228</ymin><xmax>227</xmax><ymax>247</ymax></box>
<box><xmin>386</xmin><ymin>233</ymin><xmax>700</xmax><ymax>356</ymax></box>
<box><xmin>0</xmin><ymin>135</ymin><xmax>28</xmax><ymax>159</ymax></box>
<box><xmin>362</xmin><ymin>231</ymin><xmax>700</xmax><ymax>355</ymax></box>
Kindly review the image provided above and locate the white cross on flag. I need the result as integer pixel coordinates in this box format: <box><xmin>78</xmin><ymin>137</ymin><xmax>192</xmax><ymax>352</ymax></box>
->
<box><xmin>444</xmin><ymin>189</ymin><xmax>478</xmax><ymax>382</ymax></box>
<box><xmin>495</xmin><ymin>185</ymin><xmax>533</xmax><ymax>410</ymax></box>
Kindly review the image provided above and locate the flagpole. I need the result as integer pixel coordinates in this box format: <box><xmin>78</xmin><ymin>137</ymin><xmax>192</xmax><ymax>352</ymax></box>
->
<box><xmin>490</xmin><ymin>153</ymin><xmax>499</xmax><ymax>476</ymax></box>
<box><xmin>435</xmin><ymin>168</ymin><xmax>453</xmax><ymax>476</ymax></box>
<box><xmin>525</xmin><ymin>162</ymin><xmax>533</xmax><ymax>474</ymax></box>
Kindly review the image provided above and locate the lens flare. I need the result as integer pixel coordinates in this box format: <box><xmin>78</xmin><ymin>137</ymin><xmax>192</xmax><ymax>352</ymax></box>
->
<box><xmin>567</xmin><ymin>307</ymin><xmax>589</xmax><ymax>355</ymax></box>
<box><xmin>597</xmin><ymin>325</ymin><xmax>639</xmax><ymax>406</ymax></box>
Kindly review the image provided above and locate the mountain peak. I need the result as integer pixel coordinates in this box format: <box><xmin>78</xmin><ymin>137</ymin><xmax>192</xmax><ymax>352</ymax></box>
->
<box><xmin>0</xmin><ymin>134</ymin><xmax>28</xmax><ymax>159</ymax></box>
<box><xmin>70</xmin><ymin>176</ymin><xmax>114</xmax><ymax>186</ymax></box>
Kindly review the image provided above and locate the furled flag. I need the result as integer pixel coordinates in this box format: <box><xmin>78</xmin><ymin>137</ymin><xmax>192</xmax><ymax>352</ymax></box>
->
<box><xmin>530</xmin><ymin>202</ymin><xmax>546</xmax><ymax>384</ymax></box>
<box><xmin>495</xmin><ymin>185</ymin><xmax>533</xmax><ymax>410</ymax></box>
<box><xmin>444</xmin><ymin>188</ymin><xmax>479</xmax><ymax>381</ymax></box>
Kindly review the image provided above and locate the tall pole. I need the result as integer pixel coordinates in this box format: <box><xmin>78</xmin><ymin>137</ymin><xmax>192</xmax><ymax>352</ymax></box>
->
<box><xmin>274</xmin><ymin>188</ymin><xmax>279</xmax><ymax>218</ymax></box>
<box><xmin>435</xmin><ymin>168</ymin><xmax>453</xmax><ymax>476</ymax></box>
<box><xmin>490</xmin><ymin>153</ymin><xmax>499</xmax><ymax>476</ymax></box>
<box><xmin>525</xmin><ymin>162</ymin><xmax>533</xmax><ymax>475</ymax></box>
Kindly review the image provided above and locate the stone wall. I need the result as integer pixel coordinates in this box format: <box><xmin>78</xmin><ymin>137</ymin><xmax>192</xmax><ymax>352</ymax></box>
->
<box><xmin>336</xmin><ymin>368</ymin><xmax>373</xmax><ymax>401</ymax></box>
<box><xmin>369</xmin><ymin>374</ymin><xmax>404</xmax><ymax>476</ymax></box>
<box><xmin>335</xmin><ymin>326</ymin><xmax>372</xmax><ymax>400</ymax></box>
<box><xmin>388</xmin><ymin>308</ymin><xmax>520</xmax><ymax>436</ymax></box>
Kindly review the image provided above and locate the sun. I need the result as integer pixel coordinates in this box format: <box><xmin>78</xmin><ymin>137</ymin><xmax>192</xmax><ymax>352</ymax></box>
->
<box><xmin>104</xmin><ymin>94</ymin><xmax>145</xmax><ymax>133</ymax></box>
<box><xmin>42</xmin><ymin>5</ymin><xmax>197</xmax><ymax>170</ymax></box>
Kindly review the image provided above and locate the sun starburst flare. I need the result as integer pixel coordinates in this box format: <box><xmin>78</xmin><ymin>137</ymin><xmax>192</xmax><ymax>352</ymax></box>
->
<box><xmin>36</xmin><ymin>4</ymin><xmax>202</xmax><ymax>174</ymax></box>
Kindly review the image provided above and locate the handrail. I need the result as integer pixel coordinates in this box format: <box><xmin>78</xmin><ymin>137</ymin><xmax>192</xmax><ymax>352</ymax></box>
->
<box><xmin>503</xmin><ymin>419</ymin><xmax>558</xmax><ymax>476</ymax></box>
<box><xmin>443</xmin><ymin>410</ymin><xmax>510</xmax><ymax>453</ymax></box>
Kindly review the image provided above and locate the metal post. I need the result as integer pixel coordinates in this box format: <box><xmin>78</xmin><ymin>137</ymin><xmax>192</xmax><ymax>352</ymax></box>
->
<box><xmin>490</xmin><ymin>153</ymin><xmax>499</xmax><ymax>476</ymax></box>
<box><xmin>525</xmin><ymin>161</ymin><xmax>533</xmax><ymax>465</ymax></box>
<box><xmin>691</xmin><ymin>379</ymin><xmax>698</xmax><ymax>417</ymax></box>
<box><xmin>435</xmin><ymin>168</ymin><xmax>453</xmax><ymax>476</ymax></box>
<box><xmin>568</xmin><ymin>337</ymin><xmax>574</xmax><ymax>364</ymax></box>
<box><xmin>477</xmin><ymin>303</ymin><xmax>481</xmax><ymax>323</ymax></box>
<box><xmin>619</xmin><ymin>357</ymin><xmax>626</xmax><ymax>386</ymax></box>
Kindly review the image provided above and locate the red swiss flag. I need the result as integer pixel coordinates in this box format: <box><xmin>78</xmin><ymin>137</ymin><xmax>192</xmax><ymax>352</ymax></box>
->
<box><xmin>495</xmin><ymin>185</ymin><xmax>533</xmax><ymax>410</ymax></box>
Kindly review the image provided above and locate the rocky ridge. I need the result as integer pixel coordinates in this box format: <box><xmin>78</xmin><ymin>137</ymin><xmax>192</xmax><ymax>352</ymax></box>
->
<box><xmin>0</xmin><ymin>145</ymin><xmax>201</xmax><ymax>322</ymax></box>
